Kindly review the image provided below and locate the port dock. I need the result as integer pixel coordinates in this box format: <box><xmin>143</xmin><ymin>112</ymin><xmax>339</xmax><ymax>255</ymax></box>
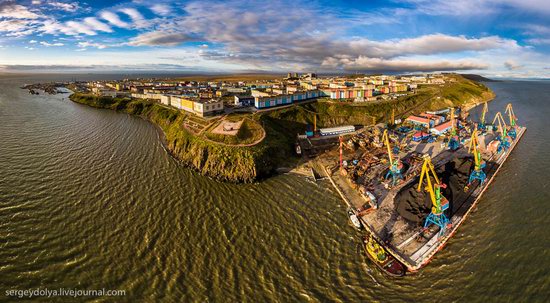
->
<box><xmin>319</xmin><ymin>105</ymin><xmax>526</xmax><ymax>272</ymax></box>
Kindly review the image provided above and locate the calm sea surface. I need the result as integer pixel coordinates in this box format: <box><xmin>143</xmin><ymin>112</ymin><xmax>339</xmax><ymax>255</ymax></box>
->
<box><xmin>1</xmin><ymin>74</ymin><xmax>549</xmax><ymax>302</ymax></box>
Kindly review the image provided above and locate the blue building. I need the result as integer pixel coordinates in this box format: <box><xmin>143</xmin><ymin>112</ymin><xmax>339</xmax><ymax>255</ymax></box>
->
<box><xmin>254</xmin><ymin>90</ymin><xmax>321</xmax><ymax>109</ymax></box>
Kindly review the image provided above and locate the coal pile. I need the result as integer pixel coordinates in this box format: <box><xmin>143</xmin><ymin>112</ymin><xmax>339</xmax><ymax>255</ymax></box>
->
<box><xmin>395</xmin><ymin>156</ymin><xmax>475</xmax><ymax>223</ymax></box>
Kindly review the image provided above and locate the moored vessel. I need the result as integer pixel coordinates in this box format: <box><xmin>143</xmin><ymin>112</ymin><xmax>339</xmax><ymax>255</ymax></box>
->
<box><xmin>363</xmin><ymin>235</ymin><xmax>406</xmax><ymax>277</ymax></box>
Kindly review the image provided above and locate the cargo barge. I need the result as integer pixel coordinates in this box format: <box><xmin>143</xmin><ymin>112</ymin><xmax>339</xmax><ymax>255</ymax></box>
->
<box><xmin>365</xmin><ymin>125</ymin><xmax>525</xmax><ymax>273</ymax></box>
<box><xmin>324</xmin><ymin>104</ymin><xmax>526</xmax><ymax>275</ymax></box>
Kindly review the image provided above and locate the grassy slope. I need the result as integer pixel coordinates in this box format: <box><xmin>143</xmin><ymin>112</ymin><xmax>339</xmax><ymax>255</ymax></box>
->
<box><xmin>263</xmin><ymin>74</ymin><xmax>494</xmax><ymax>130</ymax></box>
<box><xmin>69</xmin><ymin>94</ymin><xmax>279</xmax><ymax>182</ymax></box>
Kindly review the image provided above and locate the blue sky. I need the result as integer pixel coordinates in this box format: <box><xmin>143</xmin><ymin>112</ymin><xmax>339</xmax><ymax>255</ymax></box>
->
<box><xmin>0</xmin><ymin>0</ymin><xmax>549</xmax><ymax>78</ymax></box>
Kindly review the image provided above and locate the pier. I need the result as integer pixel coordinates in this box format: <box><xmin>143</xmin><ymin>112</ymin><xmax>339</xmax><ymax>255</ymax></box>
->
<box><xmin>322</xmin><ymin>113</ymin><xmax>526</xmax><ymax>272</ymax></box>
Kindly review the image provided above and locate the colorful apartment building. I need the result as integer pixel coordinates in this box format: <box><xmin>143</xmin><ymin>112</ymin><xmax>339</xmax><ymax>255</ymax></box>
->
<box><xmin>254</xmin><ymin>90</ymin><xmax>322</xmax><ymax>109</ymax></box>
<box><xmin>321</xmin><ymin>88</ymin><xmax>374</xmax><ymax>100</ymax></box>
<box><xmin>163</xmin><ymin>95</ymin><xmax>224</xmax><ymax>117</ymax></box>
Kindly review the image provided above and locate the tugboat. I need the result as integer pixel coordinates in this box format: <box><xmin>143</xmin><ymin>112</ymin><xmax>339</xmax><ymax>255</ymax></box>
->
<box><xmin>347</xmin><ymin>208</ymin><xmax>362</xmax><ymax>230</ymax></box>
<box><xmin>363</xmin><ymin>235</ymin><xmax>405</xmax><ymax>277</ymax></box>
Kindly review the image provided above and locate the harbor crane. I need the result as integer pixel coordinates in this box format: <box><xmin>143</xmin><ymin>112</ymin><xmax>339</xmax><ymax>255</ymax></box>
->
<box><xmin>493</xmin><ymin>112</ymin><xmax>510</xmax><ymax>153</ymax></box>
<box><xmin>465</xmin><ymin>127</ymin><xmax>486</xmax><ymax>190</ymax></box>
<box><xmin>448</xmin><ymin>108</ymin><xmax>460</xmax><ymax>151</ymax></box>
<box><xmin>478</xmin><ymin>102</ymin><xmax>489</xmax><ymax>131</ymax></box>
<box><xmin>505</xmin><ymin>103</ymin><xmax>517</xmax><ymax>140</ymax></box>
<box><xmin>417</xmin><ymin>155</ymin><xmax>451</xmax><ymax>235</ymax></box>
<box><xmin>382</xmin><ymin>129</ymin><xmax>403</xmax><ymax>186</ymax></box>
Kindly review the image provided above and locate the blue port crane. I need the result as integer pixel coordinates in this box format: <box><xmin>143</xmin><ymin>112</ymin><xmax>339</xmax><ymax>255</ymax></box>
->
<box><xmin>382</xmin><ymin>129</ymin><xmax>403</xmax><ymax>186</ymax></box>
<box><xmin>448</xmin><ymin>108</ymin><xmax>460</xmax><ymax>151</ymax></box>
<box><xmin>505</xmin><ymin>103</ymin><xmax>518</xmax><ymax>140</ymax></box>
<box><xmin>493</xmin><ymin>112</ymin><xmax>510</xmax><ymax>153</ymax></box>
<box><xmin>417</xmin><ymin>155</ymin><xmax>451</xmax><ymax>235</ymax></box>
<box><xmin>465</xmin><ymin>127</ymin><xmax>486</xmax><ymax>190</ymax></box>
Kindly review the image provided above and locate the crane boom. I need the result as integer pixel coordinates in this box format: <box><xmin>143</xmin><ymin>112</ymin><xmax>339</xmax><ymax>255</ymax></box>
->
<box><xmin>466</xmin><ymin>127</ymin><xmax>487</xmax><ymax>188</ymax></box>
<box><xmin>492</xmin><ymin>112</ymin><xmax>508</xmax><ymax>139</ymax></box>
<box><xmin>382</xmin><ymin>129</ymin><xmax>394</xmax><ymax>167</ymax></box>
<box><xmin>382</xmin><ymin>129</ymin><xmax>403</xmax><ymax>186</ymax></box>
<box><xmin>450</xmin><ymin>107</ymin><xmax>456</xmax><ymax>135</ymax></box>
<box><xmin>417</xmin><ymin>156</ymin><xmax>440</xmax><ymax>192</ymax></box>
<box><xmin>468</xmin><ymin>128</ymin><xmax>481</xmax><ymax>169</ymax></box>
<box><xmin>481</xmin><ymin>102</ymin><xmax>488</xmax><ymax>125</ymax></box>
<box><xmin>505</xmin><ymin>103</ymin><xmax>517</xmax><ymax>127</ymax></box>
<box><xmin>418</xmin><ymin>155</ymin><xmax>450</xmax><ymax>234</ymax></box>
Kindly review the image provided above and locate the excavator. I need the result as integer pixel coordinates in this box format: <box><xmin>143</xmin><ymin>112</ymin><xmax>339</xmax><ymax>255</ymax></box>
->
<box><xmin>417</xmin><ymin>155</ymin><xmax>451</xmax><ymax>235</ymax></box>
<box><xmin>505</xmin><ymin>103</ymin><xmax>517</xmax><ymax>140</ymax></box>
<box><xmin>382</xmin><ymin>129</ymin><xmax>403</xmax><ymax>187</ymax></box>
<box><xmin>448</xmin><ymin>108</ymin><xmax>460</xmax><ymax>151</ymax></box>
<box><xmin>465</xmin><ymin>127</ymin><xmax>486</xmax><ymax>191</ymax></box>
<box><xmin>478</xmin><ymin>102</ymin><xmax>489</xmax><ymax>132</ymax></box>
<box><xmin>493</xmin><ymin>112</ymin><xmax>510</xmax><ymax>153</ymax></box>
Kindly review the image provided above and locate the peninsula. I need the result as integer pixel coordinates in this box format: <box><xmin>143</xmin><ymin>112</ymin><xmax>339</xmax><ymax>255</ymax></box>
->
<box><xmin>61</xmin><ymin>73</ymin><xmax>493</xmax><ymax>182</ymax></box>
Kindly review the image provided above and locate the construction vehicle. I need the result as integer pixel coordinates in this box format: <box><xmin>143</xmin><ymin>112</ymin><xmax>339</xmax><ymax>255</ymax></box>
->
<box><xmin>382</xmin><ymin>129</ymin><xmax>403</xmax><ymax>186</ymax></box>
<box><xmin>493</xmin><ymin>112</ymin><xmax>510</xmax><ymax>153</ymax></box>
<box><xmin>448</xmin><ymin>108</ymin><xmax>460</xmax><ymax>151</ymax></box>
<box><xmin>505</xmin><ymin>103</ymin><xmax>517</xmax><ymax>140</ymax></box>
<box><xmin>465</xmin><ymin>127</ymin><xmax>486</xmax><ymax>190</ymax></box>
<box><xmin>417</xmin><ymin>155</ymin><xmax>451</xmax><ymax>235</ymax></box>
<box><xmin>478</xmin><ymin>102</ymin><xmax>489</xmax><ymax>131</ymax></box>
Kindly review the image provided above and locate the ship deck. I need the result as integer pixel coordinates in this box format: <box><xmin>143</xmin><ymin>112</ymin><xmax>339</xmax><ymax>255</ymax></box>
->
<box><xmin>329</xmin><ymin>126</ymin><xmax>526</xmax><ymax>271</ymax></box>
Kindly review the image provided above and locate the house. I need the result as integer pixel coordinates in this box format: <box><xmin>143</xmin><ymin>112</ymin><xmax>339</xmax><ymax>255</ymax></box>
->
<box><xmin>131</xmin><ymin>92</ymin><xmax>163</xmax><ymax>100</ymax></box>
<box><xmin>405</xmin><ymin>115</ymin><xmax>433</xmax><ymax>128</ymax></box>
<box><xmin>193</xmin><ymin>99</ymin><xmax>224</xmax><ymax>117</ymax></box>
<box><xmin>430</xmin><ymin>119</ymin><xmax>454</xmax><ymax>135</ymax></box>
<box><xmin>420</xmin><ymin>113</ymin><xmax>445</xmax><ymax>124</ymax></box>
<box><xmin>412</xmin><ymin>131</ymin><xmax>430</xmax><ymax>142</ymax></box>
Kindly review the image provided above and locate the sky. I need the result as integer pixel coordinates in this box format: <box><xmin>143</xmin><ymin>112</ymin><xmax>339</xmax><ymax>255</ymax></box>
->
<box><xmin>0</xmin><ymin>0</ymin><xmax>549</xmax><ymax>78</ymax></box>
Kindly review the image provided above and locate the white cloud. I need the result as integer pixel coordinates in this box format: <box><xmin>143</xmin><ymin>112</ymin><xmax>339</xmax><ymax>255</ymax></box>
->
<box><xmin>150</xmin><ymin>4</ymin><xmax>171</xmax><ymax>16</ymax></box>
<box><xmin>347</xmin><ymin>34</ymin><xmax>518</xmax><ymax>59</ymax></box>
<box><xmin>119</xmin><ymin>8</ymin><xmax>148</xmax><ymax>28</ymax></box>
<box><xmin>29</xmin><ymin>40</ymin><xmax>37</xmax><ymax>43</ymax></box>
<box><xmin>48</xmin><ymin>1</ymin><xmax>79</xmax><ymax>12</ymax></box>
<box><xmin>100</xmin><ymin>11</ymin><xmax>130</xmax><ymax>28</ymax></box>
<box><xmin>83</xmin><ymin>17</ymin><xmax>113</xmax><ymax>33</ymax></box>
<box><xmin>0</xmin><ymin>2</ymin><xmax>40</xmax><ymax>19</ymax></box>
<box><xmin>0</xmin><ymin>19</ymin><xmax>32</xmax><ymax>32</ymax></box>
<box><xmin>65</xmin><ymin>21</ymin><xmax>96</xmax><ymax>35</ymax></box>
<box><xmin>126</xmin><ymin>1</ymin><xmax>519</xmax><ymax>72</ymax></box>
<box><xmin>40</xmin><ymin>41</ymin><xmax>64</xmax><ymax>47</ymax></box>
<box><xmin>328</xmin><ymin>57</ymin><xmax>489</xmax><ymax>72</ymax></box>
<box><xmin>504</xmin><ymin>60</ymin><xmax>522</xmax><ymax>70</ymax></box>
<box><xmin>77</xmin><ymin>41</ymin><xmax>107</xmax><ymax>49</ymax></box>
<box><xmin>128</xmin><ymin>31</ymin><xmax>193</xmax><ymax>46</ymax></box>
<box><xmin>527</xmin><ymin>38</ymin><xmax>550</xmax><ymax>45</ymax></box>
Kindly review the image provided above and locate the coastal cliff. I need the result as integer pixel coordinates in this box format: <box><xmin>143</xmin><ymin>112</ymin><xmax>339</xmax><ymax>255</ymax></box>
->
<box><xmin>69</xmin><ymin>94</ymin><xmax>281</xmax><ymax>182</ymax></box>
